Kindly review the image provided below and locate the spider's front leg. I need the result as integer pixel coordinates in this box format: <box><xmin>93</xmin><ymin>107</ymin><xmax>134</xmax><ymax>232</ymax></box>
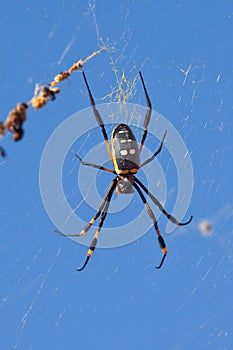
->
<box><xmin>77</xmin><ymin>177</ymin><xmax>117</xmax><ymax>271</ymax></box>
<box><xmin>134</xmin><ymin>177</ymin><xmax>193</xmax><ymax>226</ymax></box>
<box><xmin>133</xmin><ymin>182</ymin><xmax>167</xmax><ymax>269</ymax></box>
<box><xmin>54</xmin><ymin>178</ymin><xmax>117</xmax><ymax>238</ymax></box>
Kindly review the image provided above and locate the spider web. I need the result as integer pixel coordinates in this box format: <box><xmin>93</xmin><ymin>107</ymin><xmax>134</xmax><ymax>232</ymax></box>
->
<box><xmin>0</xmin><ymin>1</ymin><xmax>232</xmax><ymax>350</ymax></box>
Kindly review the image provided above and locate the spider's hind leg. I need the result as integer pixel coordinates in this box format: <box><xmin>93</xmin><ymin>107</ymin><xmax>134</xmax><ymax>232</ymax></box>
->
<box><xmin>82</xmin><ymin>72</ymin><xmax>113</xmax><ymax>162</ymax></box>
<box><xmin>138</xmin><ymin>71</ymin><xmax>152</xmax><ymax>153</ymax></box>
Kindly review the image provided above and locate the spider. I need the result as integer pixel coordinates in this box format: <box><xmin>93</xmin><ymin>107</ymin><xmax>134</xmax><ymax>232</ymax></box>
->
<box><xmin>56</xmin><ymin>71</ymin><xmax>193</xmax><ymax>271</ymax></box>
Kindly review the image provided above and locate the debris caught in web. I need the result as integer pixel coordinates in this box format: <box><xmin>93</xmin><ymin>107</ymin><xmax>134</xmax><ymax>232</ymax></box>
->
<box><xmin>0</xmin><ymin>47</ymin><xmax>107</xmax><ymax>156</ymax></box>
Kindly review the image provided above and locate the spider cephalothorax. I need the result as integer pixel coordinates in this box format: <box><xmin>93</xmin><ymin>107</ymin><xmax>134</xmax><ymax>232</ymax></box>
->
<box><xmin>116</xmin><ymin>174</ymin><xmax>135</xmax><ymax>194</ymax></box>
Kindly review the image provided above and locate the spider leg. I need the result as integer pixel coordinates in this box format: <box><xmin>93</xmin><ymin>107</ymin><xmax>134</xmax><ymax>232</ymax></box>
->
<box><xmin>134</xmin><ymin>177</ymin><xmax>193</xmax><ymax>226</ymax></box>
<box><xmin>0</xmin><ymin>146</ymin><xmax>6</xmax><ymax>158</ymax></box>
<box><xmin>140</xmin><ymin>130</ymin><xmax>167</xmax><ymax>168</ymax></box>
<box><xmin>54</xmin><ymin>177</ymin><xmax>118</xmax><ymax>237</ymax></box>
<box><xmin>138</xmin><ymin>71</ymin><xmax>152</xmax><ymax>153</ymax></box>
<box><xmin>133</xmin><ymin>182</ymin><xmax>167</xmax><ymax>269</ymax></box>
<box><xmin>75</xmin><ymin>154</ymin><xmax>116</xmax><ymax>174</ymax></box>
<box><xmin>82</xmin><ymin>72</ymin><xmax>113</xmax><ymax>162</ymax></box>
<box><xmin>77</xmin><ymin>178</ymin><xmax>116</xmax><ymax>271</ymax></box>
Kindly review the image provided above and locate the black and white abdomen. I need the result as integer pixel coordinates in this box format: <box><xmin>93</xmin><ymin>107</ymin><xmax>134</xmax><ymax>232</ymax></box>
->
<box><xmin>111</xmin><ymin>124</ymin><xmax>140</xmax><ymax>174</ymax></box>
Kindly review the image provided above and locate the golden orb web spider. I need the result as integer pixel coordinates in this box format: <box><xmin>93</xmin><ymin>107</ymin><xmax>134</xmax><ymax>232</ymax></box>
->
<box><xmin>55</xmin><ymin>71</ymin><xmax>193</xmax><ymax>271</ymax></box>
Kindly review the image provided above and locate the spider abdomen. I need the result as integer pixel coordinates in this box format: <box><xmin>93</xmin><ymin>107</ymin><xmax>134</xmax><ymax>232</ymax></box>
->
<box><xmin>111</xmin><ymin>124</ymin><xmax>140</xmax><ymax>175</ymax></box>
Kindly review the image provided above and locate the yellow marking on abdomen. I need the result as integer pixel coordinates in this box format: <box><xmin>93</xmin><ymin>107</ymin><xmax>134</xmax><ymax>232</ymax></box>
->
<box><xmin>117</xmin><ymin>168</ymin><xmax>138</xmax><ymax>175</ymax></box>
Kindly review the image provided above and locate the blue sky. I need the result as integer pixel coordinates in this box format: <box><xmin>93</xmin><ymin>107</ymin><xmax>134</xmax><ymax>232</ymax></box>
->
<box><xmin>0</xmin><ymin>1</ymin><xmax>232</xmax><ymax>349</ymax></box>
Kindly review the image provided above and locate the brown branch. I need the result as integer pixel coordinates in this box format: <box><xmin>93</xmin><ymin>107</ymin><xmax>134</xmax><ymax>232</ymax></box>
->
<box><xmin>0</xmin><ymin>47</ymin><xmax>107</xmax><ymax>157</ymax></box>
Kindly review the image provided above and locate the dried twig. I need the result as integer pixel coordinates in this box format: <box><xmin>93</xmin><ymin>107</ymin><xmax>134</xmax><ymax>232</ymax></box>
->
<box><xmin>0</xmin><ymin>47</ymin><xmax>106</xmax><ymax>157</ymax></box>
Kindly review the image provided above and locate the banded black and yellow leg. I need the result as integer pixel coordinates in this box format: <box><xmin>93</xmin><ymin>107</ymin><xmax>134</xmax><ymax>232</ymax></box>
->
<box><xmin>134</xmin><ymin>177</ymin><xmax>193</xmax><ymax>226</ymax></box>
<box><xmin>54</xmin><ymin>177</ymin><xmax>117</xmax><ymax>237</ymax></box>
<box><xmin>77</xmin><ymin>234</ymin><xmax>98</xmax><ymax>271</ymax></box>
<box><xmin>133</xmin><ymin>182</ymin><xmax>167</xmax><ymax>269</ymax></box>
<box><xmin>139</xmin><ymin>71</ymin><xmax>152</xmax><ymax>153</ymax></box>
<box><xmin>75</xmin><ymin>154</ymin><xmax>116</xmax><ymax>174</ymax></box>
<box><xmin>82</xmin><ymin>72</ymin><xmax>113</xmax><ymax>162</ymax></box>
<box><xmin>77</xmin><ymin>179</ymin><xmax>116</xmax><ymax>271</ymax></box>
<box><xmin>140</xmin><ymin>130</ymin><xmax>167</xmax><ymax>168</ymax></box>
